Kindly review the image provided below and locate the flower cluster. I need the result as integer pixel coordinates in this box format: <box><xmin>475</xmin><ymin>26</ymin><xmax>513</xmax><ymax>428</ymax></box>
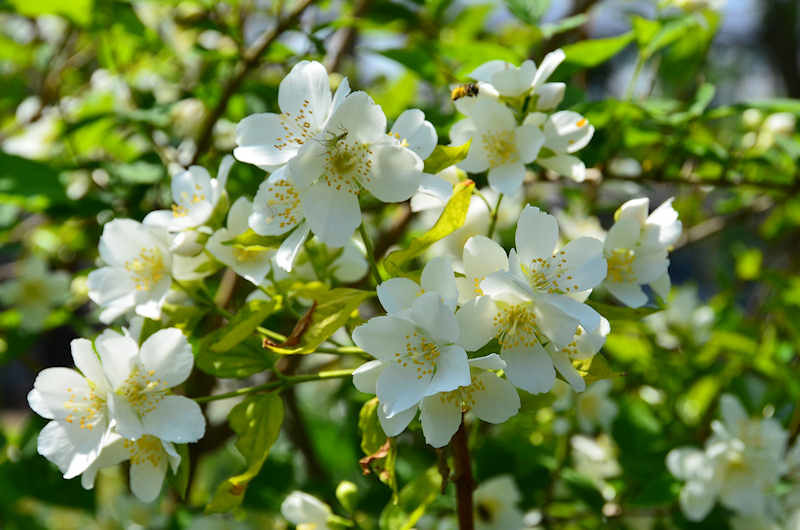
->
<box><xmin>28</xmin><ymin>327</ymin><xmax>204</xmax><ymax>502</ymax></box>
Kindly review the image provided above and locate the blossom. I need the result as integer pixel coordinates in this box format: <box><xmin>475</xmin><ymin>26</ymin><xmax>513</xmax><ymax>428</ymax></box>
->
<box><xmin>281</xmin><ymin>491</ymin><xmax>332</xmax><ymax>530</ymax></box>
<box><xmin>388</xmin><ymin>108</ymin><xmax>437</xmax><ymax>160</ymax></box>
<box><xmin>575</xmin><ymin>380</ymin><xmax>618</xmax><ymax>432</ymax></box>
<box><xmin>233</xmin><ymin>60</ymin><xmax>350</xmax><ymax>171</ymax></box>
<box><xmin>79</xmin><ymin>432</ymin><xmax>181</xmax><ymax>503</ymax></box>
<box><xmin>352</xmin><ymin>292</ymin><xmax>470</xmax><ymax>419</ymax></box>
<box><xmin>450</xmin><ymin>95</ymin><xmax>544</xmax><ymax>194</ymax></box>
<box><xmin>288</xmin><ymin>92</ymin><xmax>425</xmax><ymax>247</ymax></box>
<box><xmin>666</xmin><ymin>394</ymin><xmax>787</xmax><ymax>521</ymax></box>
<box><xmin>644</xmin><ymin>285</ymin><xmax>714</xmax><ymax>348</ymax></box>
<box><xmin>206</xmin><ymin>197</ymin><xmax>274</xmax><ymax>284</ymax></box>
<box><xmin>468</xmin><ymin>49</ymin><xmax>566</xmax><ymax>108</ymax></box>
<box><xmin>472</xmin><ymin>475</ymin><xmax>526</xmax><ymax>530</ymax></box>
<box><xmin>28</xmin><ymin>338</ymin><xmax>112</xmax><ymax>480</ymax></box>
<box><xmin>525</xmin><ymin>110</ymin><xmax>595</xmax><ymax>182</ymax></box>
<box><xmin>571</xmin><ymin>434</ymin><xmax>621</xmax><ymax>500</ymax></box>
<box><xmin>456</xmin><ymin>206</ymin><xmax>608</xmax><ymax>394</ymax></box>
<box><xmin>87</xmin><ymin>219</ymin><xmax>173</xmax><ymax>322</ymax></box>
<box><xmin>602</xmin><ymin>197</ymin><xmax>682</xmax><ymax>308</ymax></box>
<box><xmin>376</xmin><ymin>256</ymin><xmax>458</xmax><ymax>315</ymax></box>
<box><xmin>0</xmin><ymin>255</ymin><xmax>69</xmax><ymax>331</ymax></box>
<box><xmin>94</xmin><ymin>327</ymin><xmax>205</xmax><ymax>444</ymax></box>
<box><xmin>143</xmin><ymin>156</ymin><xmax>233</xmax><ymax>251</ymax></box>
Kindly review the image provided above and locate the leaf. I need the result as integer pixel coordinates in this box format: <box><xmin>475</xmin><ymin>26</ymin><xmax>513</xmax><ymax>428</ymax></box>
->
<box><xmin>639</xmin><ymin>15</ymin><xmax>699</xmax><ymax>60</ymax></box>
<box><xmin>383</xmin><ymin>180</ymin><xmax>474</xmax><ymax>275</ymax></box>
<box><xmin>504</xmin><ymin>0</ymin><xmax>550</xmax><ymax>25</ymax></box>
<box><xmin>631</xmin><ymin>16</ymin><xmax>661</xmax><ymax>48</ymax></box>
<box><xmin>265</xmin><ymin>288</ymin><xmax>375</xmax><ymax>354</ymax></box>
<box><xmin>562</xmin><ymin>32</ymin><xmax>635</xmax><ymax>67</ymax></box>
<box><xmin>211</xmin><ymin>298</ymin><xmax>281</xmax><ymax>353</ymax></box>
<box><xmin>586</xmin><ymin>300</ymin><xmax>661</xmax><ymax>321</ymax></box>
<box><xmin>541</xmin><ymin>14</ymin><xmax>588</xmax><ymax>39</ymax></box>
<box><xmin>222</xmin><ymin>228</ymin><xmax>286</xmax><ymax>251</ymax></box>
<box><xmin>423</xmin><ymin>141</ymin><xmax>471</xmax><ymax>174</ymax></box>
<box><xmin>573</xmin><ymin>354</ymin><xmax>620</xmax><ymax>385</ymax></box>
<box><xmin>359</xmin><ymin>398</ymin><xmax>398</xmax><ymax>493</ymax></box>
<box><xmin>172</xmin><ymin>444</ymin><xmax>190</xmax><ymax>500</ymax></box>
<box><xmin>8</xmin><ymin>0</ymin><xmax>93</xmax><ymax>25</ymax></box>
<box><xmin>263</xmin><ymin>301</ymin><xmax>316</xmax><ymax>348</ymax></box>
<box><xmin>205</xmin><ymin>394</ymin><xmax>284</xmax><ymax>513</ymax></box>
<box><xmin>107</xmin><ymin>160</ymin><xmax>165</xmax><ymax>185</ymax></box>
<box><xmin>379</xmin><ymin>468</ymin><xmax>442</xmax><ymax>530</ymax></box>
<box><xmin>0</xmin><ymin>153</ymin><xmax>68</xmax><ymax>205</ymax></box>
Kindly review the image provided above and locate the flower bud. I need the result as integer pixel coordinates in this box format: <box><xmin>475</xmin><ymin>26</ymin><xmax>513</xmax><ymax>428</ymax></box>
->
<box><xmin>335</xmin><ymin>480</ymin><xmax>358</xmax><ymax>513</ymax></box>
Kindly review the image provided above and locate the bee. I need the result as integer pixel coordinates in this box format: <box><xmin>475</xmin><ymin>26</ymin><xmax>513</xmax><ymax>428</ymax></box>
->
<box><xmin>450</xmin><ymin>82</ymin><xmax>480</xmax><ymax>101</ymax></box>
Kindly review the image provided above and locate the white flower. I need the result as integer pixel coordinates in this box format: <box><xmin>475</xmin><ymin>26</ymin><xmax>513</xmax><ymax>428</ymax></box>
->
<box><xmin>143</xmin><ymin>156</ymin><xmax>233</xmax><ymax>256</ymax></box>
<box><xmin>602</xmin><ymin>197</ymin><xmax>682</xmax><ymax>308</ymax></box>
<box><xmin>94</xmin><ymin>327</ymin><xmax>205</xmax><ymax>444</ymax></box>
<box><xmin>87</xmin><ymin>219</ymin><xmax>173</xmax><ymax>323</ymax></box>
<box><xmin>233</xmin><ymin>60</ymin><xmax>350</xmax><ymax>171</ymax></box>
<box><xmin>456</xmin><ymin>205</ymin><xmax>608</xmax><ymax>394</ymax></box>
<box><xmin>451</xmin><ymin>95</ymin><xmax>544</xmax><ymax>194</ymax></box>
<box><xmin>377</xmin><ymin>256</ymin><xmax>459</xmax><ymax>315</ymax></box>
<box><xmin>575</xmin><ymin>380</ymin><xmax>618</xmax><ymax>432</ymax></box>
<box><xmin>352</xmin><ymin>292</ymin><xmax>470</xmax><ymax>419</ymax></box>
<box><xmin>667</xmin><ymin>394</ymin><xmax>787</xmax><ymax>522</ymax></box>
<box><xmin>79</xmin><ymin>432</ymin><xmax>181</xmax><ymax>503</ymax></box>
<box><xmin>644</xmin><ymin>285</ymin><xmax>714</xmax><ymax>348</ymax></box>
<box><xmin>473</xmin><ymin>475</ymin><xmax>526</xmax><ymax>530</ymax></box>
<box><xmin>28</xmin><ymin>338</ymin><xmax>113</xmax><ymax>480</ymax></box>
<box><xmin>281</xmin><ymin>491</ymin><xmax>332</xmax><ymax>530</ymax></box>
<box><xmin>571</xmin><ymin>434</ymin><xmax>621</xmax><ymax>500</ymax></box>
<box><xmin>0</xmin><ymin>256</ymin><xmax>70</xmax><ymax>331</ymax></box>
<box><xmin>455</xmin><ymin>235</ymin><xmax>509</xmax><ymax>304</ymax></box>
<box><xmin>288</xmin><ymin>91</ymin><xmax>425</xmax><ymax>246</ymax></box>
<box><xmin>206</xmin><ymin>197</ymin><xmax>274</xmax><ymax>285</ymax></box>
<box><xmin>526</xmin><ymin>110</ymin><xmax>595</xmax><ymax>182</ymax></box>
<box><xmin>389</xmin><ymin>108</ymin><xmax>437</xmax><ymax>160</ymax></box>
<box><xmin>469</xmin><ymin>49</ymin><xmax>566</xmax><ymax>108</ymax></box>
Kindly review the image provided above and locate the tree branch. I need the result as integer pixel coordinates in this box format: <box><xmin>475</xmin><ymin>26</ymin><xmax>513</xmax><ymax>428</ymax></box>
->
<box><xmin>451</xmin><ymin>419</ymin><xmax>475</xmax><ymax>530</ymax></box>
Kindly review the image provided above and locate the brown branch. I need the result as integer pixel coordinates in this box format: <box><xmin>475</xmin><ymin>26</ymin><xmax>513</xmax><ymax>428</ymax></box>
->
<box><xmin>451</xmin><ymin>419</ymin><xmax>475</xmax><ymax>530</ymax></box>
<box><xmin>324</xmin><ymin>0</ymin><xmax>373</xmax><ymax>73</ymax></box>
<box><xmin>190</xmin><ymin>0</ymin><xmax>315</xmax><ymax>164</ymax></box>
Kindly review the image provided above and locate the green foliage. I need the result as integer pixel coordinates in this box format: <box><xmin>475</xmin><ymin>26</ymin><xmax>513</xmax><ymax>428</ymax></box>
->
<box><xmin>379</xmin><ymin>468</ymin><xmax>442</xmax><ymax>530</ymax></box>
<box><xmin>422</xmin><ymin>141</ymin><xmax>471</xmax><ymax>175</ymax></box>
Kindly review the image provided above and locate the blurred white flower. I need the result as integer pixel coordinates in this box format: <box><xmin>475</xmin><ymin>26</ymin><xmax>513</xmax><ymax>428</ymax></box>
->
<box><xmin>0</xmin><ymin>256</ymin><xmax>69</xmax><ymax>331</ymax></box>
<box><xmin>575</xmin><ymin>380</ymin><xmax>618</xmax><ymax>432</ymax></box>
<box><xmin>644</xmin><ymin>285</ymin><xmax>714</xmax><ymax>348</ymax></box>
<box><xmin>473</xmin><ymin>475</ymin><xmax>526</xmax><ymax>530</ymax></box>
<box><xmin>281</xmin><ymin>491</ymin><xmax>332</xmax><ymax>530</ymax></box>
<box><xmin>571</xmin><ymin>434</ymin><xmax>621</xmax><ymax>500</ymax></box>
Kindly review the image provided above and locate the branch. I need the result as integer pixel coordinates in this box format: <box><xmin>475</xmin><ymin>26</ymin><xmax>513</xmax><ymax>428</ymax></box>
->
<box><xmin>451</xmin><ymin>419</ymin><xmax>475</xmax><ymax>530</ymax></box>
<box><xmin>190</xmin><ymin>0</ymin><xmax>315</xmax><ymax>163</ymax></box>
<box><xmin>193</xmin><ymin>368</ymin><xmax>354</xmax><ymax>403</ymax></box>
<box><xmin>324</xmin><ymin>0</ymin><xmax>373</xmax><ymax>73</ymax></box>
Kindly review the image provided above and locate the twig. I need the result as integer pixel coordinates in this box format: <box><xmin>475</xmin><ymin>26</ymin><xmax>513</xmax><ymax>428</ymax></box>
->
<box><xmin>451</xmin><ymin>418</ymin><xmax>475</xmax><ymax>530</ymax></box>
<box><xmin>194</xmin><ymin>368</ymin><xmax>354</xmax><ymax>403</ymax></box>
<box><xmin>191</xmin><ymin>0</ymin><xmax>315</xmax><ymax>163</ymax></box>
<box><xmin>487</xmin><ymin>193</ymin><xmax>503</xmax><ymax>239</ymax></box>
<box><xmin>359</xmin><ymin>224</ymin><xmax>383</xmax><ymax>285</ymax></box>
<box><xmin>324</xmin><ymin>0</ymin><xmax>373</xmax><ymax>73</ymax></box>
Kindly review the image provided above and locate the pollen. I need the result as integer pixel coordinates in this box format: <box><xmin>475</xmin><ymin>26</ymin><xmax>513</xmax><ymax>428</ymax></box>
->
<box><xmin>63</xmin><ymin>387</ymin><xmax>106</xmax><ymax>430</ymax></box>
<box><xmin>395</xmin><ymin>331</ymin><xmax>441</xmax><ymax>379</ymax></box>
<box><xmin>520</xmin><ymin>251</ymin><xmax>580</xmax><ymax>294</ymax></box>
<box><xmin>606</xmin><ymin>248</ymin><xmax>636</xmax><ymax>283</ymax></box>
<box><xmin>264</xmin><ymin>178</ymin><xmax>301</xmax><ymax>229</ymax></box>
<box><xmin>117</xmin><ymin>366</ymin><xmax>168</xmax><ymax>416</ymax></box>
<box><xmin>320</xmin><ymin>136</ymin><xmax>373</xmax><ymax>195</ymax></box>
<box><xmin>576</xmin><ymin>118</ymin><xmax>587</xmax><ymax>127</ymax></box>
<box><xmin>272</xmin><ymin>100</ymin><xmax>317</xmax><ymax>151</ymax></box>
<box><xmin>124</xmin><ymin>435</ymin><xmax>164</xmax><ymax>467</ymax></box>
<box><xmin>493</xmin><ymin>304</ymin><xmax>541</xmax><ymax>349</ymax></box>
<box><xmin>481</xmin><ymin>129</ymin><xmax>518</xmax><ymax>167</ymax></box>
<box><xmin>124</xmin><ymin>247</ymin><xmax>166</xmax><ymax>291</ymax></box>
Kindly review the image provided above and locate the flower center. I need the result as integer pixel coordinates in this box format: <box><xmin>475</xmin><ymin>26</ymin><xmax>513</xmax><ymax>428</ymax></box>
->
<box><xmin>521</xmin><ymin>250</ymin><xmax>580</xmax><ymax>294</ymax></box>
<box><xmin>264</xmin><ymin>178</ymin><xmax>301</xmax><ymax>229</ymax></box>
<box><xmin>606</xmin><ymin>248</ymin><xmax>636</xmax><ymax>283</ymax></box>
<box><xmin>438</xmin><ymin>374</ymin><xmax>488</xmax><ymax>412</ymax></box>
<box><xmin>481</xmin><ymin>129</ymin><xmax>518</xmax><ymax>167</ymax></box>
<box><xmin>273</xmin><ymin>99</ymin><xmax>317</xmax><ymax>151</ymax></box>
<box><xmin>394</xmin><ymin>331</ymin><xmax>441</xmax><ymax>380</ymax></box>
<box><xmin>20</xmin><ymin>279</ymin><xmax>47</xmax><ymax>303</ymax></box>
<box><xmin>493</xmin><ymin>303</ymin><xmax>540</xmax><ymax>349</ymax></box>
<box><xmin>63</xmin><ymin>385</ymin><xmax>106</xmax><ymax>430</ymax></box>
<box><xmin>172</xmin><ymin>185</ymin><xmax>207</xmax><ymax>217</ymax></box>
<box><xmin>117</xmin><ymin>367</ymin><xmax>168</xmax><ymax>416</ymax></box>
<box><xmin>125</xmin><ymin>247</ymin><xmax>166</xmax><ymax>291</ymax></box>
<box><xmin>321</xmin><ymin>139</ymin><xmax>373</xmax><ymax>195</ymax></box>
<box><xmin>475</xmin><ymin>500</ymin><xmax>499</xmax><ymax>523</ymax></box>
<box><xmin>233</xmin><ymin>246</ymin><xmax>266</xmax><ymax>263</ymax></box>
<box><xmin>124</xmin><ymin>435</ymin><xmax>164</xmax><ymax>467</ymax></box>
<box><xmin>472</xmin><ymin>276</ymin><xmax>484</xmax><ymax>296</ymax></box>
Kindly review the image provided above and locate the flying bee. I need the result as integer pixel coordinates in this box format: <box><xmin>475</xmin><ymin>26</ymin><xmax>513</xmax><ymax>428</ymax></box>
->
<box><xmin>450</xmin><ymin>82</ymin><xmax>480</xmax><ymax>101</ymax></box>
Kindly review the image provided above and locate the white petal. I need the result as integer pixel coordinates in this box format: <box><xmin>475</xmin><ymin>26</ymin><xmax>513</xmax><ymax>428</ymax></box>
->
<box><xmin>377</xmin><ymin>364</ymin><xmax>430</xmax><ymax>418</ymax></box>
<box><xmin>29</xmin><ymin>367</ymin><xmax>90</xmax><ymax>420</ymax></box>
<box><xmin>531</xmin><ymin>49</ymin><xmax>565</xmax><ymax>90</ymax></box>
<box><xmin>558</xmin><ymin>237</ymin><xmax>608</xmax><ymax>291</ymax></box>
<box><xmin>250</xmin><ymin>168</ymin><xmax>303</xmax><ymax>236</ymax></box>
<box><xmin>130</xmin><ymin>450</ymin><xmax>168</xmax><ymax>503</ymax></box>
<box><xmin>535</xmin><ymin>82</ymin><xmax>565</xmax><ymax>110</ymax></box>
<box><xmin>390</xmin><ymin>109</ymin><xmax>437</xmax><ymax>160</ymax></box>
<box><xmin>138</xmin><ymin>328</ymin><xmax>194</xmax><ymax>388</ymax></box>
<box><xmin>633</xmin><ymin>253</ymin><xmax>669</xmax><ymax>284</ymax></box>
<box><xmin>469</xmin><ymin>353</ymin><xmax>506</xmax><ymax>370</ymax></box>
<box><xmin>463</xmin><ymin>235</ymin><xmax>509</xmax><ymax>279</ymax></box>
<box><xmin>377</xmin><ymin>278</ymin><xmax>421</xmax><ymax>314</ymax></box>
<box><xmin>469</xmin><ymin>60</ymin><xmax>511</xmax><ymax>83</ymax></box>
<box><xmin>234</xmin><ymin>113</ymin><xmax>300</xmax><ymax>167</ymax></box>
<box><xmin>456</xmin><ymin>296</ymin><xmax>498</xmax><ymax>351</ymax></box>
<box><xmin>365</xmin><ymin>143</ymin><xmax>423</xmax><ymax>202</ymax></box>
<box><xmin>331</xmin><ymin>77</ymin><xmax>351</xmax><ymax>113</ymax></box>
<box><xmin>142</xmin><ymin>395</ymin><xmax>206</xmax><ymax>443</ymax></box>
<box><xmin>516</xmin><ymin>205</ymin><xmax>559</xmax><ymax>265</ymax></box>
<box><xmin>353</xmin><ymin>360</ymin><xmax>384</xmax><ymax>394</ymax></box>
<box><xmin>87</xmin><ymin>267</ymin><xmax>136</xmax><ymax>310</ymax></box>
<box><xmin>649</xmin><ymin>271</ymin><xmax>671</xmax><ymax>301</ymax></box>
<box><xmin>352</xmin><ymin>316</ymin><xmax>416</xmax><ymax>361</ymax></box>
<box><xmin>502</xmin><ymin>343</ymin><xmax>556</xmax><ymax>394</ymax></box>
<box><xmin>410</xmin><ymin>292</ymin><xmax>459</xmax><ymax>345</ymax></box>
<box><xmin>427</xmin><ymin>344</ymin><xmax>470</xmax><ymax>396</ymax></box>
<box><xmin>469</xmin><ymin>95</ymin><xmax>516</xmax><ymax>132</ymax></box>
<box><xmin>300</xmin><ymin>182</ymin><xmax>361</xmax><ymax>248</ymax></box>
<box><xmin>515</xmin><ymin>122</ymin><xmax>545</xmax><ymax>163</ymax></box>
<box><xmin>282</xmin><ymin>491</ymin><xmax>331</xmax><ymax>525</ymax></box>
<box><xmin>378</xmin><ymin>403</ymin><xmax>416</xmax><ymax>437</ymax></box>
<box><xmin>37</xmin><ymin>419</ymin><xmax>105</xmax><ymax>478</ymax></box>
<box><xmin>538</xmin><ymin>294</ymin><xmax>602</xmax><ymax>341</ymax></box>
<box><xmin>550</xmin><ymin>348</ymin><xmax>586</xmax><ymax>392</ymax></box>
<box><xmin>327</xmin><ymin>91</ymin><xmax>386</xmax><ymax>143</ymax></box>
<box><xmin>108</xmin><ymin>393</ymin><xmax>144</xmax><ymax>440</ymax></box>
<box><xmin>666</xmin><ymin>447</ymin><xmax>710</xmax><ymax>481</ymax></box>
<box><xmin>421</xmin><ymin>256</ymin><xmax>458</xmax><ymax>310</ymax></box>
<box><xmin>470</xmin><ymin>371</ymin><xmax>520</xmax><ymax>423</ymax></box>
<box><xmin>544</xmin><ymin>111</ymin><xmax>594</xmax><ymax>153</ymax></box>
<box><xmin>605</xmin><ymin>281</ymin><xmax>648</xmax><ymax>308</ymax></box>
<box><xmin>538</xmin><ymin>154</ymin><xmax>586</xmax><ymax>181</ymax></box>
<box><xmin>680</xmin><ymin>481</ymin><xmax>716</xmax><ymax>522</ymax></box>
<box><xmin>279</xmin><ymin>60</ymin><xmax>332</xmax><ymax>132</ymax></box>
<box><xmin>616</xmin><ymin>197</ymin><xmax>650</xmax><ymax>224</ymax></box>
<box><xmin>488</xmin><ymin>161</ymin><xmax>526</xmax><ymax>195</ymax></box>
<box><xmin>604</xmin><ymin>216</ymin><xmax>641</xmax><ymax>251</ymax></box>
<box><xmin>275</xmin><ymin>222</ymin><xmax>310</xmax><ymax>272</ymax></box>
<box><xmin>480</xmin><ymin>271</ymin><xmax>531</xmax><ymax>305</ymax></box>
<box><xmin>420</xmin><ymin>394</ymin><xmax>463</xmax><ymax>448</ymax></box>
<box><xmin>95</xmin><ymin>330</ymin><xmax>137</xmax><ymax>389</ymax></box>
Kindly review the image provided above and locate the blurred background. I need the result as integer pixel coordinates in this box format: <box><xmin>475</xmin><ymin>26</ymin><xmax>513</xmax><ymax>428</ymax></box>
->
<box><xmin>1</xmin><ymin>0</ymin><xmax>799</xmax><ymax>528</ymax></box>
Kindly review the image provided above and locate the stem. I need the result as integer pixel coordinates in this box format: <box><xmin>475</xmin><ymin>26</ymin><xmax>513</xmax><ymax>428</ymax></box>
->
<box><xmin>451</xmin><ymin>419</ymin><xmax>475</xmax><ymax>530</ymax></box>
<box><xmin>194</xmin><ymin>368</ymin><xmax>354</xmax><ymax>403</ymax></box>
<box><xmin>473</xmin><ymin>189</ymin><xmax>493</xmax><ymax>212</ymax></box>
<box><xmin>359</xmin><ymin>223</ymin><xmax>383</xmax><ymax>285</ymax></box>
<box><xmin>487</xmin><ymin>193</ymin><xmax>503</xmax><ymax>239</ymax></box>
<box><xmin>625</xmin><ymin>53</ymin><xmax>646</xmax><ymax>100</ymax></box>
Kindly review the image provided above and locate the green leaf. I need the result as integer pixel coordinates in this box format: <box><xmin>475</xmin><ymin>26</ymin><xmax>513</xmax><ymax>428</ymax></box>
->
<box><xmin>172</xmin><ymin>444</ymin><xmax>190</xmax><ymax>500</ymax></box>
<box><xmin>266</xmin><ymin>288</ymin><xmax>375</xmax><ymax>354</ymax></box>
<box><xmin>423</xmin><ymin>141</ymin><xmax>471</xmax><ymax>174</ymax></box>
<box><xmin>358</xmin><ymin>398</ymin><xmax>398</xmax><ymax>493</ymax></box>
<box><xmin>383</xmin><ymin>179</ymin><xmax>475</xmax><ymax>275</ymax></box>
<box><xmin>586</xmin><ymin>300</ymin><xmax>661</xmax><ymax>321</ymax></box>
<box><xmin>222</xmin><ymin>228</ymin><xmax>286</xmax><ymax>251</ymax></box>
<box><xmin>631</xmin><ymin>16</ymin><xmax>661</xmax><ymax>48</ymax></box>
<box><xmin>639</xmin><ymin>15</ymin><xmax>699</xmax><ymax>60</ymax></box>
<box><xmin>504</xmin><ymin>0</ymin><xmax>550</xmax><ymax>25</ymax></box>
<box><xmin>205</xmin><ymin>394</ymin><xmax>284</xmax><ymax>513</ymax></box>
<box><xmin>211</xmin><ymin>298</ymin><xmax>281</xmax><ymax>353</ymax></box>
<box><xmin>573</xmin><ymin>354</ymin><xmax>620</xmax><ymax>385</ymax></box>
<box><xmin>562</xmin><ymin>32</ymin><xmax>634</xmax><ymax>67</ymax></box>
<box><xmin>541</xmin><ymin>14</ymin><xmax>588</xmax><ymax>39</ymax></box>
<box><xmin>379</xmin><ymin>468</ymin><xmax>442</xmax><ymax>530</ymax></box>
<box><xmin>0</xmin><ymin>153</ymin><xmax>68</xmax><ymax>205</ymax></box>
<box><xmin>8</xmin><ymin>0</ymin><xmax>93</xmax><ymax>25</ymax></box>
<box><xmin>107</xmin><ymin>161</ymin><xmax>165</xmax><ymax>185</ymax></box>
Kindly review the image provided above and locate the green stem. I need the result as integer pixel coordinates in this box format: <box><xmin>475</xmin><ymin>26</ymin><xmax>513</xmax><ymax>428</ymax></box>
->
<box><xmin>194</xmin><ymin>368</ymin><xmax>354</xmax><ymax>403</ymax></box>
<box><xmin>359</xmin><ymin>223</ymin><xmax>383</xmax><ymax>285</ymax></box>
<box><xmin>315</xmin><ymin>345</ymin><xmax>371</xmax><ymax>359</ymax></box>
<box><xmin>487</xmin><ymin>193</ymin><xmax>503</xmax><ymax>238</ymax></box>
<box><xmin>473</xmin><ymin>188</ymin><xmax>493</xmax><ymax>212</ymax></box>
<box><xmin>625</xmin><ymin>53</ymin><xmax>646</xmax><ymax>100</ymax></box>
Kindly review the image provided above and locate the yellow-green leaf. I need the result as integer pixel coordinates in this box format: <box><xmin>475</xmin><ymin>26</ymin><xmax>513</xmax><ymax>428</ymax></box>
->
<box><xmin>211</xmin><ymin>298</ymin><xmax>281</xmax><ymax>353</ymax></box>
<box><xmin>379</xmin><ymin>468</ymin><xmax>442</xmax><ymax>530</ymax></box>
<box><xmin>358</xmin><ymin>398</ymin><xmax>398</xmax><ymax>494</ymax></box>
<box><xmin>383</xmin><ymin>180</ymin><xmax>475</xmax><ymax>276</ymax></box>
<box><xmin>422</xmin><ymin>141</ymin><xmax>471</xmax><ymax>175</ymax></box>
<box><xmin>205</xmin><ymin>394</ymin><xmax>284</xmax><ymax>513</ymax></box>
<box><xmin>222</xmin><ymin>228</ymin><xmax>285</xmax><ymax>251</ymax></box>
<box><xmin>573</xmin><ymin>354</ymin><xmax>620</xmax><ymax>385</ymax></box>
<box><xmin>562</xmin><ymin>32</ymin><xmax>634</xmax><ymax>67</ymax></box>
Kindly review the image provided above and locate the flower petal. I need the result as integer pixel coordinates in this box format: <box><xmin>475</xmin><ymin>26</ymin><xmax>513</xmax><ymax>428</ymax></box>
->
<box><xmin>352</xmin><ymin>316</ymin><xmax>416</xmax><ymax>361</ymax></box>
<box><xmin>410</xmin><ymin>292</ymin><xmax>459</xmax><ymax>345</ymax></box>
<box><xmin>421</xmin><ymin>256</ymin><xmax>458</xmax><ymax>310</ymax></box>
<box><xmin>538</xmin><ymin>154</ymin><xmax>586</xmax><ymax>181</ymax></box>
<box><xmin>558</xmin><ymin>236</ymin><xmax>608</xmax><ymax>291</ymax></box>
<box><xmin>390</xmin><ymin>109</ymin><xmax>437</xmax><ymax>160</ymax></box>
<box><xmin>378</xmin><ymin>403</ymin><xmax>417</xmax><ymax>437</ymax></box>
<box><xmin>488</xmin><ymin>161</ymin><xmax>526</xmax><ymax>195</ymax></box>
<box><xmin>544</xmin><ymin>110</ymin><xmax>594</xmax><ymax>153</ymax></box>
<box><xmin>550</xmin><ymin>348</ymin><xmax>586</xmax><ymax>392</ymax></box>
<box><xmin>108</xmin><ymin>392</ymin><xmax>144</xmax><ymax>440</ymax></box>
<box><xmin>515</xmin><ymin>122</ymin><xmax>545</xmax><ymax>163</ymax></box>
<box><xmin>138</xmin><ymin>328</ymin><xmax>194</xmax><ymax>388</ymax></box>
<box><xmin>275</xmin><ymin>221</ymin><xmax>310</xmax><ymax>272</ymax></box>
<box><xmin>142</xmin><ymin>395</ymin><xmax>206</xmax><ymax>443</ymax></box>
<box><xmin>327</xmin><ymin>91</ymin><xmax>386</xmax><ymax>143</ymax></box>
<box><xmin>95</xmin><ymin>329</ymin><xmax>137</xmax><ymax>389</ymax></box>
<box><xmin>377</xmin><ymin>364</ymin><xmax>430</xmax><ymax>418</ymax></box>
<box><xmin>38</xmin><ymin>419</ymin><xmax>106</xmax><ymax>479</ymax></box>
<box><xmin>463</xmin><ymin>235</ymin><xmax>509</xmax><ymax>280</ymax></box>
<box><xmin>28</xmin><ymin>367</ymin><xmax>90</xmax><ymax>420</ymax></box>
<box><xmin>469</xmin><ymin>353</ymin><xmax>506</xmax><ymax>370</ymax></box>
<box><xmin>353</xmin><ymin>360</ymin><xmax>384</xmax><ymax>394</ymax></box>
<box><xmin>531</xmin><ymin>49</ymin><xmax>565</xmax><ymax>90</ymax></box>
<box><xmin>516</xmin><ymin>205</ymin><xmax>559</xmax><ymax>265</ymax></box>
<box><xmin>249</xmin><ymin>167</ymin><xmax>303</xmax><ymax>236</ymax></box>
<box><xmin>456</xmin><ymin>296</ymin><xmax>498</xmax><ymax>351</ymax></box>
<box><xmin>300</xmin><ymin>182</ymin><xmax>361</xmax><ymax>248</ymax></box>
<box><xmin>365</xmin><ymin>142</ymin><xmax>423</xmax><ymax>203</ymax></box>
<box><xmin>470</xmin><ymin>371</ymin><xmax>520</xmax><ymax>423</ymax></box>
<box><xmin>421</xmin><ymin>394</ymin><xmax>463</xmax><ymax>448</ymax></box>
<box><xmin>427</xmin><ymin>344</ymin><xmax>470</xmax><ymax>396</ymax></box>
<box><xmin>502</xmin><ymin>343</ymin><xmax>556</xmax><ymax>394</ymax></box>
<box><xmin>377</xmin><ymin>278</ymin><xmax>421</xmax><ymax>314</ymax></box>
<box><xmin>278</xmin><ymin>60</ymin><xmax>332</xmax><ymax>132</ymax></box>
<box><xmin>129</xmin><ymin>448</ymin><xmax>168</xmax><ymax>503</ymax></box>
<box><xmin>605</xmin><ymin>281</ymin><xmax>648</xmax><ymax>308</ymax></box>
